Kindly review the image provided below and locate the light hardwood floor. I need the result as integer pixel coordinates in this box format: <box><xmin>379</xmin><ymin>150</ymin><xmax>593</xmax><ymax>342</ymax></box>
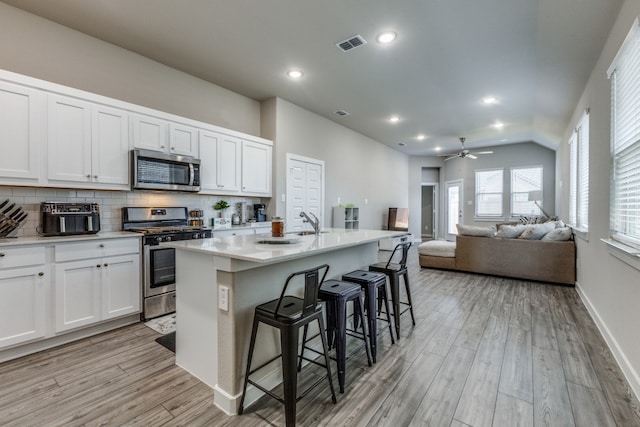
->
<box><xmin>1</xmin><ymin>247</ymin><xmax>640</xmax><ymax>426</ymax></box>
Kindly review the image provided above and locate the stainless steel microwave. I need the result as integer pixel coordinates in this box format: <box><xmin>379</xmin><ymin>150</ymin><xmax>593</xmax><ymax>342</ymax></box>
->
<box><xmin>132</xmin><ymin>149</ymin><xmax>201</xmax><ymax>192</ymax></box>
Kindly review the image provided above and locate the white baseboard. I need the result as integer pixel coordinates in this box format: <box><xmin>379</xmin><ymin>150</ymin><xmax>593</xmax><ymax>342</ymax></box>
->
<box><xmin>575</xmin><ymin>282</ymin><xmax>640</xmax><ymax>401</ymax></box>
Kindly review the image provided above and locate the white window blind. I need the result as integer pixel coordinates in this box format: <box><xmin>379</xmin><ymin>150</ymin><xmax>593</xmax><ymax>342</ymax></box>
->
<box><xmin>511</xmin><ymin>166</ymin><xmax>543</xmax><ymax>216</ymax></box>
<box><xmin>569</xmin><ymin>112</ymin><xmax>589</xmax><ymax>231</ymax></box>
<box><xmin>475</xmin><ymin>169</ymin><xmax>503</xmax><ymax>217</ymax></box>
<box><xmin>608</xmin><ymin>18</ymin><xmax>640</xmax><ymax>248</ymax></box>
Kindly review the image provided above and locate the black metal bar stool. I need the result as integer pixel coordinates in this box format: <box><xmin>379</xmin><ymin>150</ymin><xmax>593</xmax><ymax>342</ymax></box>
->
<box><xmin>341</xmin><ymin>270</ymin><xmax>395</xmax><ymax>362</ymax></box>
<box><xmin>298</xmin><ymin>279</ymin><xmax>373</xmax><ymax>393</ymax></box>
<box><xmin>369</xmin><ymin>242</ymin><xmax>415</xmax><ymax>338</ymax></box>
<box><xmin>238</xmin><ymin>264</ymin><xmax>337</xmax><ymax>427</ymax></box>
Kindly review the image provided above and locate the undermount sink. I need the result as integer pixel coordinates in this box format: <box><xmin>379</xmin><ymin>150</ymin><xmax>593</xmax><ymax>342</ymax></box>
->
<box><xmin>296</xmin><ymin>230</ymin><xmax>329</xmax><ymax>236</ymax></box>
<box><xmin>256</xmin><ymin>237</ymin><xmax>300</xmax><ymax>244</ymax></box>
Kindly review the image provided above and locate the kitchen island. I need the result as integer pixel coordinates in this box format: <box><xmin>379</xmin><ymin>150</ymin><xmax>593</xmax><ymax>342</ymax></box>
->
<box><xmin>162</xmin><ymin>228</ymin><xmax>400</xmax><ymax>415</ymax></box>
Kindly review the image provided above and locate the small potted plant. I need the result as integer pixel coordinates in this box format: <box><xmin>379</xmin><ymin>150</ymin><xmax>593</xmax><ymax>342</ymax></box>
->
<box><xmin>214</xmin><ymin>200</ymin><xmax>230</xmax><ymax>218</ymax></box>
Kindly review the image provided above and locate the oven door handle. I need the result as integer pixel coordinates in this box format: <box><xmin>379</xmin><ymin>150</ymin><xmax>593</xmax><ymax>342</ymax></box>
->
<box><xmin>189</xmin><ymin>163</ymin><xmax>195</xmax><ymax>186</ymax></box>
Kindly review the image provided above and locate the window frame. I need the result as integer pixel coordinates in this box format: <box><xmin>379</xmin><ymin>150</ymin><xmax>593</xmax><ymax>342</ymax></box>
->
<box><xmin>607</xmin><ymin>17</ymin><xmax>640</xmax><ymax>250</ymax></box>
<box><xmin>474</xmin><ymin>168</ymin><xmax>504</xmax><ymax>219</ymax></box>
<box><xmin>568</xmin><ymin>110</ymin><xmax>590</xmax><ymax>234</ymax></box>
<box><xmin>510</xmin><ymin>165</ymin><xmax>544</xmax><ymax>218</ymax></box>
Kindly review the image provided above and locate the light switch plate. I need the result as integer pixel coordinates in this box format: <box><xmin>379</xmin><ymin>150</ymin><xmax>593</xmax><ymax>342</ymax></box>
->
<box><xmin>219</xmin><ymin>286</ymin><xmax>229</xmax><ymax>311</ymax></box>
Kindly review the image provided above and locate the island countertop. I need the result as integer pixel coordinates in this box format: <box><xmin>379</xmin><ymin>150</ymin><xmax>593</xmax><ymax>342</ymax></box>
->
<box><xmin>161</xmin><ymin>228</ymin><xmax>402</xmax><ymax>264</ymax></box>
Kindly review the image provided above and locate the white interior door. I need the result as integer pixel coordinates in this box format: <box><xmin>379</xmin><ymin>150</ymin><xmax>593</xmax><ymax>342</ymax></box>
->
<box><xmin>446</xmin><ymin>179</ymin><xmax>462</xmax><ymax>241</ymax></box>
<box><xmin>286</xmin><ymin>154</ymin><xmax>324</xmax><ymax>232</ymax></box>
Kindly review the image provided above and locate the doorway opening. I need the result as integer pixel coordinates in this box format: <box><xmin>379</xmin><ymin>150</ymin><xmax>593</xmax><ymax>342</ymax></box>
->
<box><xmin>421</xmin><ymin>184</ymin><xmax>438</xmax><ymax>240</ymax></box>
<box><xmin>285</xmin><ymin>154</ymin><xmax>325</xmax><ymax>232</ymax></box>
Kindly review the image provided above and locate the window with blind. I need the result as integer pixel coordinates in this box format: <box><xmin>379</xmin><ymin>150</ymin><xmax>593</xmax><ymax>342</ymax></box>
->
<box><xmin>475</xmin><ymin>168</ymin><xmax>503</xmax><ymax>217</ymax></box>
<box><xmin>608</xmin><ymin>18</ymin><xmax>640</xmax><ymax>249</ymax></box>
<box><xmin>569</xmin><ymin>111</ymin><xmax>589</xmax><ymax>231</ymax></box>
<box><xmin>511</xmin><ymin>166</ymin><xmax>543</xmax><ymax>217</ymax></box>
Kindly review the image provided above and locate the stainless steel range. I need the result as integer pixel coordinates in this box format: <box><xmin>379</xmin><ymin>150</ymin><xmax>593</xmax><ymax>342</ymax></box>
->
<box><xmin>122</xmin><ymin>207</ymin><xmax>212</xmax><ymax>320</ymax></box>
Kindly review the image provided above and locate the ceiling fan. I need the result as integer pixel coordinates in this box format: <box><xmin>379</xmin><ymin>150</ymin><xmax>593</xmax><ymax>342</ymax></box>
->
<box><xmin>439</xmin><ymin>137</ymin><xmax>494</xmax><ymax>161</ymax></box>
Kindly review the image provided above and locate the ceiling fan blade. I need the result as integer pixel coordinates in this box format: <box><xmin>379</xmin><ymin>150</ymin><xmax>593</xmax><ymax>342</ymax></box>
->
<box><xmin>437</xmin><ymin>153</ymin><xmax>455</xmax><ymax>157</ymax></box>
<box><xmin>444</xmin><ymin>155</ymin><xmax>458</xmax><ymax>161</ymax></box>
<box><xmin>467</xmin><ymin>154</ymin><xmax>478</xmax><ymax>159</ymax></box>
<box><xmin>473</xmin><ymin>151</ymin><xmax>494</xmax><ymax>155</ymax></box>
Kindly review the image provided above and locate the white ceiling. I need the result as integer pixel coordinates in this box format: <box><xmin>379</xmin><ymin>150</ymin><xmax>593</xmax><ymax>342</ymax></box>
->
<box><xmin>2</xmin><ymin>0</ymin><xmax>622</xmax><ymax>155</ymax></box>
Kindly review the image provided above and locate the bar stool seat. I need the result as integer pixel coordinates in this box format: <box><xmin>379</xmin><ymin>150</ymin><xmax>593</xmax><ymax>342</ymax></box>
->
<box><xmin>299</xmin><ymin>279</ymin><xmax>373</xmax><ymax>393</ymax></box>
<box><xmin>341</xmin><ymin>270</ymin><xmax>395</xmax><ymax>362</ymax></box>
<box><xmin>369</xmin><ymin>242</ymin><xmax>415</xmax><ymax>338</ymax></box>
<box><xmin>238</xmin><ymin>264</ymin><xmax>337</xmax><ymax>427</ymax></box>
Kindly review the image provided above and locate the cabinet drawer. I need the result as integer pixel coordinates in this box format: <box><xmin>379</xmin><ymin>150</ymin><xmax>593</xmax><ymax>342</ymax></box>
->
<box><xmin>55</xmin><ymin>238</ymin><xmax>140</xmax><ymax>262</ymax></box>
<box><xmin>0</xmin><ymin>246</ymin><xmax>46</xmax><ymax>269</ymax></box>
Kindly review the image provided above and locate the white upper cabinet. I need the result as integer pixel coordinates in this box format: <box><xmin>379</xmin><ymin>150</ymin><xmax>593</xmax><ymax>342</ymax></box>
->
<box><xmin>0</xmin><ymin>81</ymin><xmax>44</xmax><ymax>184</ymax></box>
<box><xmin>199</xmin><ymin>130</ymin><xmax>241</xmax><ymax>194</ymax></box>
<box><xmin>47</xmin><ymin>94</ymin><xmax>130</xmax><ymax>189</ymax></box>
<box><xmin>169</xmin><ymin>122</ymin><xmax>199</xmax><ymax>157</ymax></box>
<box><xmin>47</xmin><ymin>94</ymin><xmax>92</xmax><ymax>184</ymax></box>
<box><xmin>91</xmin><ymin>105</ymin><xmax>130</xmax><ymax>186</ymax></box>
<box><xmin>132</xmin><ymin>114</ymin><xmax>198</xmax><ymax>157</ymax></box>
<box><xmin>241</xmin><ymin>140</ymin><xmax>272</xmax><ymax>196</ymax></box>
<box><xmin>132</xmin><ymin>114</ymin><xmax>166</xmax><ymax>152</ymax></box>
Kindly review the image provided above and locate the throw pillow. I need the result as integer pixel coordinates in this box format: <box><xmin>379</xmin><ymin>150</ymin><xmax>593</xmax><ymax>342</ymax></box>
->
<box><xmin>542</xmin><ymin>227</ymin><xmax>573</xmax><ymax>241</ymax></box>
<box><xmin>518</xmin><ymin>222</ymin><xmax>556</xmax><ymax>240</ymax></box>
<box><xmin>456</xmin><ymin>224</ymin><xmax>496</xmax><ymax>237</ymax></box>
<box><xmin>495</xmin><ymin>224</ymin><xmax>527</xmax><ymax>238</ymax></box>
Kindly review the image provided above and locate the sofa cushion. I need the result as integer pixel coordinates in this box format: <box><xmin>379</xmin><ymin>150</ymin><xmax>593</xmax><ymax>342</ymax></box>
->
<box><xmin>519</xmin><ymin>222</ymin><xmax>556</xmax><ymax>240</ymax></box>
<box><xmin>495</xmin><ymin>224</ymin><xmax>527</xmax><ymax>238</ymax></box>
<box><xmin>456</xmin><ymin>224</ymin><xmax>496</xmax><ymax>237</ymax></box>
<box><xmin>418</xmin><ymin>240</ymin><xmax>456</xmax><ymax>257</ymax></box>
<box><xmin>542</xmin><ymin>227</ymin><xmax>573</xmax><ymax>241</ymax></box>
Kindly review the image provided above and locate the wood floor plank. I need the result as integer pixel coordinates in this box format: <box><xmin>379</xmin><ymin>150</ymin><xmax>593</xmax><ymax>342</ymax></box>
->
<box><xmin>409</xmin><ymin>345</ymin><xmax>476</xmax><ymax>426</ymax></box>
<box><xmin>566</xmin><ymin>381</ymin><xmax>616</xmax><ymax>427</ymax></box>
<box><xmin>499</xmin><ymin>327</ymin><xmax>533</xmax><ymax>403</ymax></box>
<box><xmin>366</xmin><ymin>350</ymin><xmax>444</xmax><ymax>426</ymax></box>
<box><xmin>425</xmin><ymin>324</ymin><xmax>462</xmax><ymax>357</ymax></box>
<box><xmin>554</xmin><ymin>322</ymin><xmax>602</xmax><ymax>390</ymax></box>
<box><xmin>533</xmin><ymin>347</ymin><xmax>575</xmax><ymax>427</ymax></box>
<box><xmin>454</xmin><ymin>337</ymin><xmax>507</xmax><ymax>427</ymax></box>
<box><xmin>126</xmin><ymin>405</ymin><xmax>175</xmax><ymax>427</ymax></box>
<box><xmin>454</xmin><ymin>301</ymin><xmax>492</xmax><ymax>351</ymax></box>
<box><xmin>161</xmin><ymin>381</ymin><xmax>215</xmax><ymax>417</ymax></box>
<box><xmin>492</xmin><ymin>392</ymin><xmax>533</xmax><ymax>427</ymax></box>
<box><xmin>531</xmin><ymin>309</ymin><xmax>559</xmax><ymax>351</ymax></box>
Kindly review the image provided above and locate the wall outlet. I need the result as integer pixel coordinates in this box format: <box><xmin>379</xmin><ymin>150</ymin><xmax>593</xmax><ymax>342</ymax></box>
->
<box><xmin>219</xmin><ymin>286</ymin><xmax>229</xmax><ymax>311</ymax></box>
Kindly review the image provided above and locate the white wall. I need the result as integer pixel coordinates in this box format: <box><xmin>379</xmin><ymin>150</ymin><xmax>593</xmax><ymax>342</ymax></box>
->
<box><xmin>557</xmin><ymin>0</ymin><xmax>640</xmax><ymax>397</ymax></box>
<box><xmin>0</xmin><ymin>2</ymin><xmax>260</xmax><ymax>136</ymax></box>
<box><xmin>261</xmin><ymin>98</ymin><xmax>409</xmax><ymax>229</ymax></box>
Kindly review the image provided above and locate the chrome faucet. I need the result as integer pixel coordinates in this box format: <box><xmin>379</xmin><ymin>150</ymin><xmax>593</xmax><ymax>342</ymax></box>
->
<box><xmin>299</xmin><ymin>211</ymin><xmax>320</xmax><ymax>234</ymax></box>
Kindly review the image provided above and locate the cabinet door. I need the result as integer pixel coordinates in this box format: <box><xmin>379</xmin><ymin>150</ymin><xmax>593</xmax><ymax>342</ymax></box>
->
<box><xmin>132</xmin><ymin>114</ymin><xmax>166</xmax><ymax>152</ymax></box>
<box><xmin>0</xmin><ymin>81</ymin><xmax>44</xmax><ymax>183</ymax></box>
<box><xmin>54</xmin><ymin>259</ymin><xmax>101</xmax><ymax>333</ymax></box>
<box><xmin>102</xmin><ymin>254</ymin><xmax>140</xmax><ymax>320</ymax></box>
<box><xmin>47</xmin><ymin>94</ymin><xmax>92</xmax><ymax>183</ymax></box>
<box><xmin>241</xmin><ymin>140</ymin><xmax>272</xmax><ymax>195</ymax></box>
<box><xmin>0</xmin><ymin>266</ymin><xmax>47</xmax><ymax>349</ymax></box>
<box><xmin>169</xmin><ymin>122</ymin><xmax>198</xmax><ymax>157</ymax></box>
<box><xmin>91</xmin><ymin>105</ymin><xmax>130</xmax><ymax>187</ymax></box>
<box><xmin>199</xmin><ymin>131</ymin><xmax>241</xmax><ymax>194</ymax></box>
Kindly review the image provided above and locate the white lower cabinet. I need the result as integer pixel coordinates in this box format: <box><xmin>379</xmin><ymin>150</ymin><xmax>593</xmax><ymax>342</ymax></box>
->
<box><xmin>54</xmin><ymin>238</ymin><xmax>141</xmax><ymax>333</ymax></box>
<box><xmin>0</xmin><ymin>266</ymin><xmax>47</xmax><ymax>349</ymax></box>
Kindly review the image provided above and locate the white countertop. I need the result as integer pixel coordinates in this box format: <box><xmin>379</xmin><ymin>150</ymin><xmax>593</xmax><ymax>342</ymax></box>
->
<box><xmin>0</xmin><ymin>231</ymin><xmax>142</xmax><ymax>247</ymax></box>
<box><xmin>162</xmin><ymin>228</ymin><xmax>401</xmax><ymax>264</ymax></box>
<box><xmin>211</xmin><ymin>222</ymin><xmax>271</xmax><ymax>232</ymax></box>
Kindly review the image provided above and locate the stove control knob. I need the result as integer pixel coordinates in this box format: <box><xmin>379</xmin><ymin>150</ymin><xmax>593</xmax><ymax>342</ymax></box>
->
<box><xmin>155</xmin><ymin>236</ymin><xmax>163</xmax><ymax>243</ymax></box>
<box><xmin>192</xmin><ymin>234</ymin><xmax>198</xmax><ymax>239</ymax></box>
<box><xmin>165</xmin><ymin>236</ymin><xmax>172</xmax><ymax>242</ymax></box>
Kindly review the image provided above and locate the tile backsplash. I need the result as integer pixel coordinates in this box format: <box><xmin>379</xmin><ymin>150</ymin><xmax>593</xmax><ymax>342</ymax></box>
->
<box><xmin>0</xmin><ymin>186</ymin><xmax>263</xmax><ymax>237</ymax></box>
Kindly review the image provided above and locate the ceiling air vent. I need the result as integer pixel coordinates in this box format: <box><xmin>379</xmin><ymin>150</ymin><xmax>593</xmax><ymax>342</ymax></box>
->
<box><xmin>336</xmin><ymin>35</ymin><xmax>367</xmax><ymax>52</ymax></box>
<box><xmin>334</xmin><ymin>110</ymin><xmax>350</xmax><ymax>117</ymax></box>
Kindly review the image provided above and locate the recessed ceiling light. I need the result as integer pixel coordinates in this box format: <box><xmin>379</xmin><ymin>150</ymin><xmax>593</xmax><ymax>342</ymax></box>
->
<box><xmin>416</xmin><ymin>134</ymin><xmax>426</xmax><ymax>141</ymax></box>
<box><xmin>500</xmin><ymin>138</ymin><xmax>508</xmax><ymax>142</ymax></box>
<box><xmin>287</xmin><ymin>69</ymin><xmax>303</xmax><ymax>78</ymax></box>
<box><xmin>398</xmin><ymin>142</ymin><xmax>406</xmax><ymax>146</ymax></box>
<box><xmin>482</xmin><ymin>96</ymin><xmax>499</xmax><ymax>105</ymax></box>
<box><xmin>435</xmin><ymin>146</ymin><xmax>441</xmax><ymax>152</ymax></box>
<box><xmin>492</xmin><ymin>121</ymin><xmax>505</xmax><ymax>129</ymax></box>
<box><xmin>388</xmin><ymin>115</ymin><xmax>400</xmax><ymax>123</ymax></box>
<box><xmin>377</xmin><ymin>32</ymin><xmax>397</xmax><ymax>44</ymax></box>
